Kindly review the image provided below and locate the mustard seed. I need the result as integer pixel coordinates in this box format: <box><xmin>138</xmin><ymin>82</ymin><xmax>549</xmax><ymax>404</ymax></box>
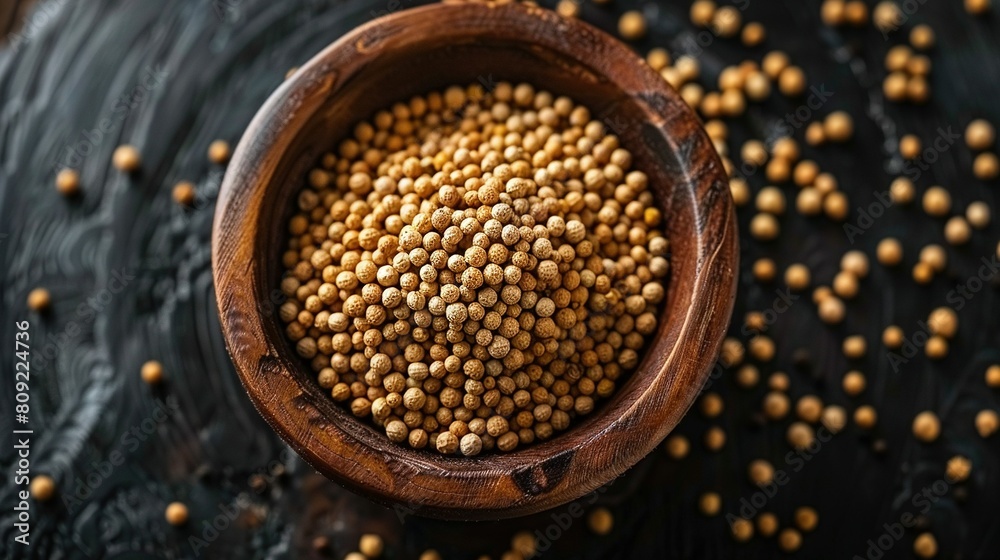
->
<box><xmin>914</xmin><ymin>533</ymin><xmax>938</xmax><ymax>559</ymax></box>
<box><xmin>821</xmin><ymin>405</ymin><xmax>847</xmax><ymax>433</ymax></box>
<box><xmin>741</xmin><ymin>22</ymin><xmax>766</xmax><ymax>47</ymax></box>
<box><xmin>966</xmin><ymin>119</ymin><xmax>996</xmax><ymax>150</ymax></box>
<box><xmin>974</xmin><ymin>152</ymin><xmax>1000</xmax><ymax>179</ymax></box>
<box><xmin>690</xmin><ymin>0</ymin><xmax>716</xmax><ymax>26</ymax></box>
<box><xmin>208</xmin><ymin>140</ymin><xmax>231</xmax><ymax>164</ymax></box>
<box><xmin>785</xmin><ymin>264</ymin><xmax>811</xmax><ymax>292</ymax></box>
<box><xmin>912</xmin><ymin>411</ymin><xmax>940</xmax><ymax>442</ymax></box>
<box><xmin>112</xmin><ymin>144</ymin><xmax>141</xmax><ymax>172</ymax></box>
<box><xmin>27</xmin><ymin>288</ymin><xmax>51</xmax><ymax>312</ymax></box>
<box><xmin>359</xmin><ymin>534</ymin><xmax>384</xmax><ymax>557</ymax></box>
<box><xmin>899</xmin><ymin>135</ymin><xmax>921</xmax><ymax>159</ymax></box>
<box><xmin>748</xmin><ymin>459</ymin><xmax>775</xmax><ymax>485</ymax></box>
<box><xmin>975</xmin><ymin>409</ymin><xmax>998</xmax><ymax>437</ymax></box>
<box><xmin>665</xmin><ymin>434</ymin><xmax>690</xmax><ymax>459</ymax></box>
<box><xmin>588</xmin><ymin>507</ymin><xmax>614</xmax><ymax>535</ymax></box>
<box><xmin>910</xmin><ymin>24</ymin><xmax>935</xmax><ymax>50</ymax></box>
<box><xmin>618</xmin><ymin>11</ymin><xmax>647</xmax><ymax>40</ymax></box>
<box><xmin>778</xmin><ymin>528</ymin><xmax>802</xmax><ymax>552</ymax></box>
<box><xmin>56</xmin><ymin>168</ymin><xmax>80</xmax><ymax>196</ymax></box>
<box><xmin>699</xmin><ymin>492</ymin><xmax>721</xmax><ymax>516</ymax></box>
<box><xmin>843</xmin><ymin>371</ymin><xmax>866</xmax><ymax>396</ymax></box>
<box><xmin>986</xmin><ymin>364</ymin><xmax>1000</xmax><ymax>388</ymax></box>
<box><xmin>705</xmin><ymin>426</ymin><xmax>726</xmax><ymax>451</ymax></box>
<box><xmin>731</xmin><ymin>518</ymin><xmax>754</xmax><ymax>542</ymax></box>
<box><xmin>30</xmin><ymin>475</ymin><xmax>56</xmax><ymax>501</ymax></box>
<box><xmin>946</xmin><ymin>455</ymin><xmax>972</xmax><ymax>483</ymax></box>
<box><xmin>855</xmin><ymin>405</ymin><xmax>878</xmax><ymax>429</ymax></box>
<box><xmin>165</xmin><ymin>502</ymin><xmax>189</xmax><ymax>525</ymax></box>
<box><xmin>141</xmin><ymin>360</ymin><xmax>164</xmax><ymax>384</ymax></box>
<box><xmin>873</xmin><ymin>1</ymin><xmax>900</xmax><ymax>32</ymax></box>
<box><xmin>876</xmin><ymin>238</ymin><xmax>903</xmax><ymax>266</ymax></box>
<box><xmin>787</xmin><ymin>422</ymin><xmax>814</xmax><ymax>450</ymax></box>
<box><xmin>823</xmin><ymin>111</ymin><xmax>853</xmax><ymax>142</ymax></box>
<box><xmin>279</xmin><ymin>83</ymin><xmax>669</xmax><ymax>454</ymax></box>
<box><xmin>757</xmin><ymin>512</ymin><xmax>779</xmax><ymax>537</ymax></box>
<box><xmin>794</xmin><ymin>507</ymin><xmax>819</xmax><ymax>532</ymax></box>
<box><xmin>173</xmin><ymin>181</ymin><xmax>196</xmax><ymax>206</ymax></box>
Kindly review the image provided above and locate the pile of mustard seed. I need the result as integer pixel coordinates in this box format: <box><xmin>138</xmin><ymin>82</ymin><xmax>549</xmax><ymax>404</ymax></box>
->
<box><xmin>278</xmin><ymin>82</ymin><xmax>669</xmax><ymax>455</ymax></box>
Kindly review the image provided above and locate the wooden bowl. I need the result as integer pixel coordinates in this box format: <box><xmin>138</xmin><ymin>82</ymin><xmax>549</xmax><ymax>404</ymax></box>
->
<box><xmin>212</xmin><ymin>0</ymin><xmax>737</xmax><ymax>520</ymax></box>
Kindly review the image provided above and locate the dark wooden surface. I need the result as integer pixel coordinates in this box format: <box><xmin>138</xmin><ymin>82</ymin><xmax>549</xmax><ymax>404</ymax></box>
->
<box><xmin>1</xmin><ymin>0</ymin><xmax>999</xmax><ymax>559</ymax></box>
<box><xmin>212</xmin><ymin>0</ymin><xmax>735</xmax><ymax>520</ymax></box>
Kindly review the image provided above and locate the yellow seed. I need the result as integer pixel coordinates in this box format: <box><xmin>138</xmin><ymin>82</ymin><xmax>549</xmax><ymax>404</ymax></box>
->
<box><xmin>588</xmin><ymin>507</ymin><xmax>614</xmax><ymax>535</ymax></box>
<box><xmin>30</xmin><ymin>475</ymin><xmax>56</xmax><ymax>501</ymax></box>
<box><xmin>56</xmin><ymin>169</ymin><xmax>80</xmax><ymax>196</ymax></box>
<box><xmin>794</xmin><ymin>507</ymin><xmax>819</xmax><ymax>532</ymax></box>
<box><xmin>922</xmin><ymin>186</ymin><xmax>952</xmax><ymax>216</ymax></box>
<box><xmin>208</xmin><ymin>140</ymin><xmax>231</xmax><ymax>164</ymax></box>
<box><xmin>899</xmin><ymin>135</ymin><xmax>921</xmax><ymax>159</ymax></box>
<box><xmin>876</xmin><ymin>238</ymin><xmax>903</xmax><ymax>266</ymax></box>
<box><xmin>749</xmin><ymin>213</ymin><xmax>780</xmax><ymax>241</ymax></box>
<box><xmin>741</xmin><ymin>22</ymin><xmax>766</xmax><ymax>46</ymax></box>
<box><xmin>965</xmin><ymin>0</ymin><xmax>992</xmax><ymax>15</ymax></box>
<box><xmin>966</xmin><ymin>119</ymin><xmax>996</xmax><ymax>150</ymax></box>
<box><xmin>757</xmin><ymin>512</ymin><xmax>779</xmax><ymax>537</ymax></box>
<box><xmin>914</xmin><ymin>533</ymin><xmax>938</xmax><ymax>559</ymax></box>
<box><xmin>973</xmin><ymin>153</ymin><xmax>999</xmax><ymax>180</ymax></box>
<box><xmin>113</xmin><ymin>145</ymin><xmax>141</xmax><ymax>172</ymax></box>
<box><xmin>882</xmin><ymin>326</ymin><xmax>904</xmax><ymax>349</ymax></box>
<box><xmin>855</xmin><ymin>405</ymin><xmax>878</xmax><ymax>429</ymax></box>
<box><xmin>359</xmin><ymin>534</ymin><xmax>384</xmax><ymax>557</ymax></box>
<box><xmin>976</xmin><ymin>409</ymin><xmax>999</xmax><ymax>437</ymax></box>
<box><xmin>27</xmin><ymin>288</ymin><xmax>51</xmax><ymax>312</ymax></box>
<box><xmin>173</xmin><ymin>181</ymin><xmax>196</xmax><ymax>206</ymax></box>
<box><xmin>731</xmin><ymin>517</ymin><xmax>754</xmax><ymax>542</ymax></box>
<box><xmin>986</xmin><ymin>364</ymin><xmax>1000</xmax><ymax>388</ymax></box>
<box><xmin>912</xmin><ymin>411</ymin><xmax>940</xmax><ymax>442</ymax></box>
<box><xmin>778</xmin><ymin>66</ymin><xmax>807</xmax><ymax>97</ymax></box>
<box><xmin>689</xmin><ymin>0</ymin><xmax>717</xmax><ymax>26</ymax></box>
<box><xmin>945</xmin><ymin>455</ymin><xmax>972</xmax><ymax>482</ymax></box>
<box><xmin>141</xmin><ymin>360</ymin><xmax>164</xmax><ymax>384</ymax></box>
<box><xmin>785</xmin><ymin>264</ymin><xmax>811</xmax><ymax>291</ymax></box>
<box><xmin>944</xmin><ymin>216</ymin><xmax>971</xmax><ymax>246</ymax></box>
<box><xmin>165</xmin><ymin>502</ymin><xmax>189</xmax><ymax>525</ymax></box>
<box><xmin>618</xmin><ymin>11</ymin><xmax>647</xmax><ymax>40</ymax></box>
<box><xmin>665</xmin><ymin>434</ymin><xmax>690</xmax><ymax>459</ymax></box>
<box><xmin>824</xmin><ymin>111</ymin><xmax>854</xmax><ymax>142</ymax></box>
<box><xmin>778</xmin><ymin>528</ymin><xmax>802</xmax><ymax>552</ymax></box>
<box><xmin>699</xmin><ymin>492</ymin><xmax>722</xmax><ymax>516</ymax></box>
<box><xmin>910</xmin><ymin>24</ymin><xmax>935</xmax><ymax>50</ymax></box>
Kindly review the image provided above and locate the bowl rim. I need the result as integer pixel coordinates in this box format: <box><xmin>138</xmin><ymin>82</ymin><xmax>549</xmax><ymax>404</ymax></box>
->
<box><xmin>212</xmin><ymin>0</ymin><xmax>737</xmax><ymax>519</ymax></box>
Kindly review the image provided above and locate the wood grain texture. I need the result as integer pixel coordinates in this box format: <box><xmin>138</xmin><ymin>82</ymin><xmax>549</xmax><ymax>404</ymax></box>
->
<box><xmin>212</xmin><ymin>0</ymin><xmax>737</xmax><ymax>520</ymax></box>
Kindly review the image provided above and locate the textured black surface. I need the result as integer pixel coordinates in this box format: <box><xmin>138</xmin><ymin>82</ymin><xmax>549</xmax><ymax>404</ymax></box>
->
<box><xmin>1</xmin><ymin>0</ymin><xmax>999</xmax><ymax>559</ymax></box>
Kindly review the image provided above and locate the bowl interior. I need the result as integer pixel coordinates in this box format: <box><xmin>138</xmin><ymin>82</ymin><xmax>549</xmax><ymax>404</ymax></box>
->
<box><xmin>215</xmin><ymin>1</ymin><xmax>735</xmax><ymax>519</ymax></box>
